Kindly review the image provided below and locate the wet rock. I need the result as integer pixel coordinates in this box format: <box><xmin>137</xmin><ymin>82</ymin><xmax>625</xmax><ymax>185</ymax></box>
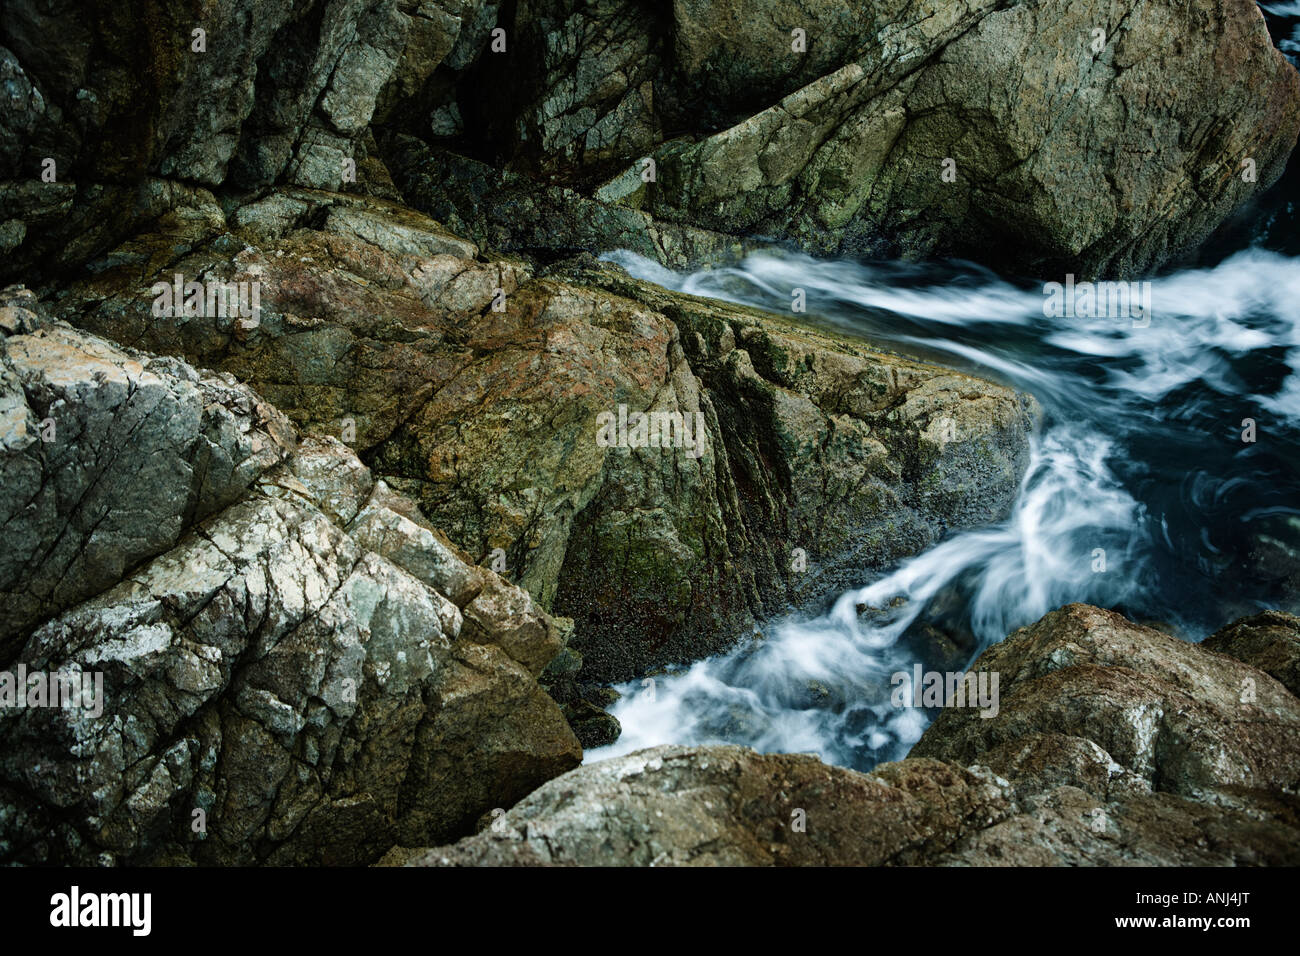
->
<box><xmin>393</xmin><ymin>740</ymin><xmax>1300</xmax><ymax>866</ymax></box>
<box><xmin>553</xmin><ymin>257</ymin><xmax>1039</xmax><ymax>678</ymax></box>
<box><xmin>537</xmin><ymin>644</ymin><xmax>619</xmax><ymax>745</ymax></box>
<box><xmin>663</xmin><ymin>1</ymin><xmax>960</xmax><ymax>132</ymax></box>
<box><xmin>911</xmin><ymin>603</ymin><xmax>1300</xmax><ymax>799</ymax></box>
<box><xmin>389</xmin><ymin>604</ymin><xmax>1300</xmax><ymax>867</ymax></box>
<box><xmin>56</xmin><ymin>190</ymin><xmax>1038</xmax><ymax>682</ymax></box>
<box><xmin>1203</xmin><ymin>609</ymin><xmax>1300</xmax><ymax>699</ymax></box>
<box><xmin>974</xmin><ymin>732</ymin><xmax>1150</xmax><ymax>802</ymax></box>
<box><xmin>1239</xmin><ymin>516</ymin><xmax>1300</xmax><ymax>613</ymax></box>
<box><xmin>390</xmin><ymin>746</ymin><xmax>1014</xmax><ymax>866</ymax></box>
<box><xmin>0</xmin><ymin>0</ymin><xmax>434</xmax><ymax>190</ymax></box>
<box><xmin>388</xmin><ymin>0</ymin><xmax>1300</xmax><ymax>278</ymax></box>
<box><xmin>563</xmin><ymin>699</ymin><xmax>622</xmax><ymax>749</ymax></box>
<box><xmin>4</xmin><ymin>2</ymin><xmax>1298</xmax><ymax>285</ymax></box>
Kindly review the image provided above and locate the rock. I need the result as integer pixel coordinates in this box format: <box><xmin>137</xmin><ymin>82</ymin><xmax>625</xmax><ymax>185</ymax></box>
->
<box><xmin>390</xmin><ymin>746</ymin><xmax>1015</xmax><ymax>866</ymax></box>
<box><xmin>635</xmin><ymin>0</ymin><xmax>1300</xmax><ymax>277</ymax></box>
<box><xmin>383</xmin><ymin>136</ymin><xmax>752</xmax><ymax>270</ymax></box>
<box><xmin>1237</xmin><ymin>516</ymin><xmax>1300</xmax><ymax>614</ymax></box>
<box><xmin>930</xmin><ymin>784</ymin><xmax>1300</xmax><ymax>866</ymax></box>
<box><xmin>549</xmin><ymin>257</ymin><xmax>1037</xmax><ymax>678</ymax></box>
<box><xmin>0</xmin><ymin>0</ymin><xmax>463</xmax><ymax>282</ymax></box>
<box><xmin>663</xmin><ymin>1</ymin><xmax>945</xmax><ymax>132</ymax></box>
<box><xmin>0</xmin><ymin>296</ymin><xmax>295</xmax><ymax>663</ymax></box>
<box><xmin>56</xmin><ymin>189</ymin><xmax>1038</xmax><ymax>682</ymax></box>
<box><xmin>0</xmin><ymin>178</ymin><xmax>226</xmax><ymax>291</ymax></box>
<box><xmin>563</xmin><ymin>700</ymin><xmax>621</xmax><ymax>749</ymax></box>
<box><xmin>0</xmin><ymin>0</ymin><xmax>426</xmax><ymax>189</ymax></box>
<box><xmin>390</xmin><ymin>604</ymin><xmax>1300</xmax><ymax>867</ymax></box>
<box><xmin>0</xmin><ymin>322</ymin><xmax>580</xmax><ymax>865</ymax></box>
<box><xmin>229</xmin><ymin>0</ymin><xmax>411</xmax><ymax>190</ymax></box>
<box><xmin>973</xmin><ymin>732</ymin><xmax>1150</xmax><ymax>802</ymax></box>
<box><xmin>537</xmin><ymin>644</ymin><xmax>620</xmax><ymax>745</ymax></box>
<box><xmin>372</xmin><ymin>3</ymin><xmax>463</xmax><ymax>125</ymax></box>
<box><xmin>465</xmin><ymin>0</ymin><xmax>662</xmax><ymax>177</ymax></box>
<box><xmin>911</xmin><ymin>604</ymin><xmax>1300</xmax><ymax>799</ymax></box>
<box><xmin>1203</xmin><ymin>610</ymin><xmax>1300</xmax><ymax>699</ymax></box>
<box><xmin>433</xmin><ymin>0</ymin><xmax>1300</xmax><ymax>279</ymax></box>
<box><xmin>4</xmin><ymin>2</ymin><xmax>1298</xmax><ymax>284</ymax></box>
<box><xmin>391</xmin><ymin>746</ymin><xmax>1300</xmax><ymax>867</ymax></box>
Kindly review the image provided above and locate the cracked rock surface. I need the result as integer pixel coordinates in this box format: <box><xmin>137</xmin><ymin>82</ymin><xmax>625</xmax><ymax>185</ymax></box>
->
<box><xmin>394</xmin><ymin>0</ymin><xmax>1300</xmax><ymax>278</ymax></box>
<box><xmin>0</xmin><ymin>287</ymin><xmax>295</xmax><ymax>662</ymax></box>
<box><xmin>0</xmin><ymin>314</ymin><xmax>579</xmax><ymax>865</ymax></box>
<box><xmin>4</xmin><ymin>2</ymin><xmax>1296</xmax><ymax>283</ymax></box>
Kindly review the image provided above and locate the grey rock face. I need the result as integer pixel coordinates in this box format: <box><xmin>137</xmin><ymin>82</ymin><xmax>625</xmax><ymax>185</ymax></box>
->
<box><xmin>0</xmin><ymin>290</ymin><xmax>295</xmax><ymax>663</ymax></box>
<box><xmin>399</xmin><ymin>0</ymin><xmax>1300</xmax><ymax>279</ymax></box>
<box><xmin>4</xmin><ymin>1</ymin><xmax>1296</xmax><ymax>284</ymax></box>
<box><xmin>665</xmin><ymin>0</ymin><xmax>997</xmax><ymax>133</ymax></box>
<box><xmin>0</xmin><ymin>320</ymin><xmax>581</xmax><ymax>865</ymax></box>
<box><xmin>229</xmin><ymin>0</ymin><xmax>408</xmax><ymax>189</ymax></box>
<box><xmin>635</xmin><ymin>0</ymin><xmax>1300</xmax><ymax>277</ymax></box>
<box><xmin>0</xmin><ymin>0</ymin><xmax>472</xmax><ymax>281</ymax></box>
<box><xmin>0</xmin><ymin>0</ymin><xmax>432</xmax><ymax>189</ymax></box>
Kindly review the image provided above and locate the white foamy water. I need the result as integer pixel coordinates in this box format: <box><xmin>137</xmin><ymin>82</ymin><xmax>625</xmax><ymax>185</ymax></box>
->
<box><xmin>587</xmin><ymin>247</ymin><xmax>1300</xmax><ymax>770</ymax></box>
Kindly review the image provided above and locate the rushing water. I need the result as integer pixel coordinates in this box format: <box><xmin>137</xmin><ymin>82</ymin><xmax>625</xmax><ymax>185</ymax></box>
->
<box><xmin>583</xmin><ymin>2</ymin><xmax>1300</xmax><ymax>774</ymax></box>
<box><xmin>586</xmin><ymin>228</ymin><xmax>1300</xmax><ymax>773</ymax></box>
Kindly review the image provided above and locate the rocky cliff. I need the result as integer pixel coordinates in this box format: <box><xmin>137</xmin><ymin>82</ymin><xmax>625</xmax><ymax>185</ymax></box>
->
<box><xmin>3</xmin><ymin>1</ymin><xmax>1297</xmax><ymax>281</ymax></box>
<box><xmin>1</xmin><ymin>297</ymin><xmax>580</xmax><ymax>864</ymax></box>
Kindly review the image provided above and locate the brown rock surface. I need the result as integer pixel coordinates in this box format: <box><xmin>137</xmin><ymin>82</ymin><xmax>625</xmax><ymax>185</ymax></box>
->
<box><xmin>388</xmin><ymin>604</ymin><xmax>1300</xmax><ymax>866</ymax></box>
<box><xmin>54</xmin><ymin>190</ymin><xmax>1037</xmax><ymax>681</ymax></box>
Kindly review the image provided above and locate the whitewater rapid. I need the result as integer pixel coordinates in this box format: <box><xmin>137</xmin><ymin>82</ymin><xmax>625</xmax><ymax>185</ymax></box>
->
<box><xmin>586</xmin><ymin>246</ymin><xmax>1300</xmax><ymax>771</ymax></box>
